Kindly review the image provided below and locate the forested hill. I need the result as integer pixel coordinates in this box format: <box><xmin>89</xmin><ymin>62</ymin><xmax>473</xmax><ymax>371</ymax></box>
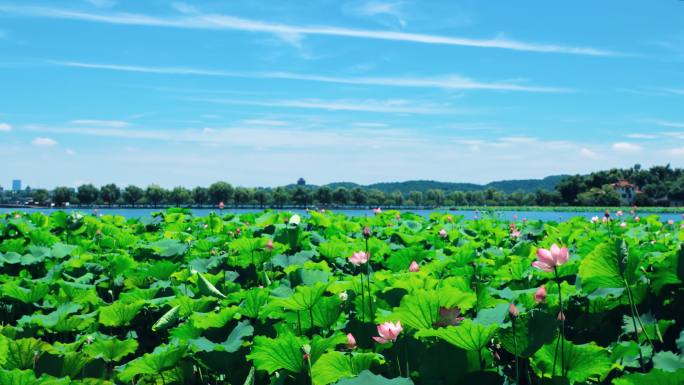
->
<box><xmin>322</xmin><ymin>175</ymin><xmax>566</xmax><ymax>194</ymax></box>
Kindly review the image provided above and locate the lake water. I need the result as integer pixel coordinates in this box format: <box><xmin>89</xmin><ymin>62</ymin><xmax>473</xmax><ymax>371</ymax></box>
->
<box><xmin>0</xmin><ymin>207</ymin><xmax>681</xmax><ymax>222</ymax></box>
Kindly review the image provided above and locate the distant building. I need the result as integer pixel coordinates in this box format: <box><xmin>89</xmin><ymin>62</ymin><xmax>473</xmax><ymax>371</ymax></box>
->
<box><xmin>297</xmin><ymin>177</ymin><xmax>306</xmax><ymax>186</ymax></box>
<box><xmin>11</xmin><ymin>179</ymin><xmax>21</xmax><ymax>192</ymax></box>
<box><xmin>612</xmin><ymin>180</ymin><xmax>639</xmax><ymax>205</ymax></box>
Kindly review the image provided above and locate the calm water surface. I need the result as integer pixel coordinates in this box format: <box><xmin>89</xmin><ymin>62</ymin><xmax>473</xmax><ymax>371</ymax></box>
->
<box><xmin>0</xmin><ymin>207</ymin><xmax>681</xmax><ymax>222</ymax></box>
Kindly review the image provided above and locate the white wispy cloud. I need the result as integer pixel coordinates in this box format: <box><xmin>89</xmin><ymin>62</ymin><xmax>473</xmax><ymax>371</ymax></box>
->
<box><xmin>0</xmin><ymin>4</ymin><xmax>616</xmax><ymax>55</ymax></box>
<box><xmin>351</xmin><ymin>1</ymin><xmax>407</xmax><ymax>27</ymax></box>
<box><xmin>611</xmin><ymin>142</ymin><xmax>642</xmax><ymax>152</ymax></box>
<box><xmin>625</xmin><ymin>133</ymin><xmax>658</xmax><ymax>139</ymax></box>
<box><xmin>241</xmin><ymin>119</ymin><xmax>289</xmax><ymax>126</ymax></box>
<box><xmin>0</xmin><ymin>122</ymin><xmax>11</xmax><ymax>132</ymax></box>
<box><xmin>579</xmin><ymin>147</ymin><xmax>598</xmax><ymax>159</ymax></box>
<box><xmin>32</xmin><ymin>137</ymin><xmax>57</xmax><ymax>146</ymax></box>
<box><xmin>51</xmin><ymin>61</ymin><xmax>568</xmax><ymax>92</ymax></box>
<box><xmin>193</xmin><ymin>97</ymin><xmax>471</xmax><ymax>114</ymax></box>
<box><xmin>83</xmin><ymin>0</ymin><xmax>116</xmax><ymax>8</ymax></box>
<box><xmin>69</xmin><ymin>119</ymin><xmax>130</xmax><ymax>127</ymax></box>
<box><xmin>654</xmin><ymin>120</ymin><xmax>684</xmax><ymax>128</ymax></box>
<box><xmin>667</xmin><ymin>147</ymin><xmax>684</xmax><ymax>156</ymax></box>
<box><xmin>661</xmin><ymin>88</ymin><xmax>684</xmax><ymax>95</ymax></box>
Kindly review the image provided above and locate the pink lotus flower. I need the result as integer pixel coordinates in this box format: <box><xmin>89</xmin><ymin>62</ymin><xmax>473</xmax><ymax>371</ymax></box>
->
<box><xmin>591</xmin><ymin>216</ymin><xmax>599</xmax><ymax>223</ymax></box>
<box><xmin>346</xmin><ymin>333</ymin><xmax>357</xmax><ymax>349</ymax></box>
<box><xmin>434</xmin><ymin>307</ymin><xmax>465</xmax><ymax>327</ymax></box>
<box><xmin>532</xmin><ymin>244</ymin><xmax>569</xmax><ymax>272</ymax></box>
<box><xmin>534</xmin><ymin>286</ymin><xmax>547</xmax><ymax>303</ymax></box>
<box><xmin>510</xmin><ymin>229</ymin><xmax>521</xmax><ymax>239</ymax></box>
<box><xmin>620</xmin><ymin>222</ymin><xmax>627</xmax><ymax>228</ymax></box>
<box><xmin>634</xmin><ymin>216</ymin><xmax>640</xmax><ymax>222</ymax></box>
<box><xmin>513</xmin><ymin>214</ymin><xmax>518</xmax><ymax>221</ymax></box>
<box><xmin>348</xmin><ymin>251</ymin><xmax>369</xmax><ymax>266</ymax></box>
<box><xmin>616</xmin><ymin>210</ymin><xmax>623</xmax><ymax>217</ymax></box>
<box><xmin>509</xmin><ymin>303</ymin><xmax>519</xmax><ymax>317</ymax></box>
<box><xmin>668</xmin><ymin>219</ymin><xmax>675</xmax><ymax>225</ymax></box>
<box><xmin>373</xmin><ymin>321</ymin><xmax>402</xmax><ymax>343</ymax></box>
<box><xmin>219</xmin><ymin>201</ymin><xmax>225</xmax><ymax>210</ymax></box>
<box><xmin>373</xmin><ymin>207</ymin><xmax>382</xmax><ymax>215</ymax></box>
<box><xmin>438</xmin><ymin>229</ymin><xmax>448</xmax><ymax>238</ymax></box>
<box><xmin>409</xmin><ymin>261</ymin><xmax>420</xmax><ymax>272</ymax></box>
<box><xmin>557</xmin><ymin>311</ymin><xmax>566</xmax><ymax>322</ymax></box>
<box><xmin>363</xmin><ymin>226</ymin><xmax>371</xmax><ymax>238</ymax></box>
<box><xmin>320</xmin><ymin>208</ymin><xmax>326</xmax><ymax>213</ymax></box>
<box><xmin>447</xmin><ymin>215</ymin><xmax>453</xmax><ymax>223</ymax></box>
<box><xmin>265</xmin><ymin>239</ymin><xmax>273</xmax><ymax>251</ymax></box>
<box><xmin>602</xmin><ymin>217</ymin><xmax>608</xmax><ymax>223</ymax></box>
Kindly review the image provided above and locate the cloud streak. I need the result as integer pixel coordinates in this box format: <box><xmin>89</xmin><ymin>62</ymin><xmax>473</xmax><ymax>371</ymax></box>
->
<box><xmin>192</xmin><ymin>97</ymin><xmax>472</xmax><ymax>114</ymax></box>
<box><xmin>0</xmin><ymin>4</ymin><xmax>616</xmax><ymax>56</ymax></box>
<box><xmin>51</xmin><ymin>61</ymin><xmax>568</xmax><ymax>92</ymax></box>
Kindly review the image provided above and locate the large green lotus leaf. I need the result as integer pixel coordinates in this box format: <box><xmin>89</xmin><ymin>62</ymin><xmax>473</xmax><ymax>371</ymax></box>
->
<box><xmin>51</xmin><ymin>243</ymin><xmax>77</xmax><ymax>259</ymax></box>
<box><xmin>621</xmin><ymin>313</ymin><xmax>674</xmax><ymax>344</ymax></box>
<box><xmin>0</xmin><ymin>369</ymin><xmax>70</xmax><ymax>385</ymax></box>
<box><xmin>613</xmin><ymin>368</ymin><xmax>684</xmax><ymax>385</ymax></box>
<box><xmin>149</xmin><ymin>238</ymin><xmax>188</xmax><ymax>257</ymax></box>
<box><xmin>391</xmin><ymin>288</ymin><xmax>475</xmax><ymax>330</ymax></box>
<box><xmin>247</xmin><ymin>334</ymin><xmax>305</xmax><ymax>374</ymax></box>
<box><xmin>274</xmin><ymin>282</ymin><xmax>328</xmax><ymax>311</ymax></box>
<box><xmin>611</xmin><ymin>341</ymin><xmax>652</xmax><ymax>369</ymax></box>
<box><xmin>197</xmin><ymin>273</ymin><xmax>227</xmax><ymax>299</ymax></box>
<box><xmin>334</xmin><ymin>370</ymin><xmax>414</xmax><ymax>385</ymax></box>
<box><xmin>188</xmin><ymin>320</ymin><xmax>254</xmax><ymax>353</ymax></box>
<box><xmin>310</xmin><ymin>334</ymin><xmax>347</xmax><ymax>365</ymax></box>
<box><xmin>35</xmin><ymin>352</ymin><xmax>91</xmax><ymax>379</ymax></box>
<box><xmin>170</xmin><ymin>295</ymin><xmax>215</xmax><ymax>317</ymax></box>
<box><xmin>83</xmin><ymin>336</ymin><xmax>138</xmax><ymax>362</ymax></box>
<box><xmin>151</xmin><ymin>305</ymin><xmax>180</xmax><ymax>331</ymax></box>
<box><xmin>190</xmin><ymin>306</ymin><xmax>239</xmax><ymax>329</ymax></box>
<box><xmin>98</xmin><ymin>301</ymin><xmax>144</xmax><ymax>327</ymax></box>
<box><xmin>499</xmin><ymin>311</ymin><xmax>557</xmax><ymax>358</ymax></box>
<box><xmin>311</xmin><ymin>352</ymin><xmax>383</xmax><ymax>385</ymax></box>
<box><xmin>653</xmin><ymin>351</ymin><xmax>684</xmax><ymax>372</ymax></box>
<box><xmin>239</xmin><ymin>288</ymin><xmax>271</xmax><ymax>319</ymax></box>
<box><xmin>578</xmin><ymin>239</ymin><xmax>637</xmax><ymax>294</ymax></box>
<box><xmin>1</xmin><ymin>282</ymin><xmax>50</xmax><ymax>304</ymax></box>
<box><xmin>312</xmin><ymin>295</ymin><xmax>342</xmax><ymax>329</ymax></box>
<box><xmin>145</xmin><ymin>260</ymin><xmax>179</xmax><ymax>280</ymax></box>
<box><xmin>318</xmin><ymin>240</ymin><xmax>351</xmax><ymax>261</ymax></box>
<box><xmin>531</xmin><ymin>338</ymin><xmax>612</xmax><ymax>383</ymax></box>
<box><xmin>4</xmin><ymin>338</ymin><xmax>47</xmax><ymax>370</ymax></box>
<box><xmin>416</xmin><ymin>319</ymin><xmax>497</xmax><ymax>351</ymax></box>
<box><xmin>116</xmin><ymin>344</ymin><xmax>187</xmax><ymax>382</ymax></box>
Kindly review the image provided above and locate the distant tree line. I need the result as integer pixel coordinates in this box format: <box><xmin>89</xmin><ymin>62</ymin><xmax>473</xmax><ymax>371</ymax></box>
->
<box><xmin>1</xmin><ymin>164</ymin><xmax>682</xmax><ymax>208</ymax></box>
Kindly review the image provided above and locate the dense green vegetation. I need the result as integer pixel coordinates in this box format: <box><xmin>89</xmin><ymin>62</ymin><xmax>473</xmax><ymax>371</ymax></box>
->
<box><xmin>3</xmin><ymin>165</ymin><xmax>682</xmax><ymax>209</ymax></box>
<box><xmin>0</xmin><ymin>209</ymin><xmax>682</xmax><ymax>384</ymax></box>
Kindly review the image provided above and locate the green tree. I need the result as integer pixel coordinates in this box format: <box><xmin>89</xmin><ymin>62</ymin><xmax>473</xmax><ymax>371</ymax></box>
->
<box><xmin>100</xmin><ymin>183</ymin><xmax>121</xmax><ymax>206</ymax></box>
<box><xmin>409</xmin><ymin>191</ymin><xmax>423</xmax><ymax>206</ymax></box>
<box><xmin>367</xmin><ymin>189</ymin><xmax>385</xmax><ymax>206</ymax></box>
<box><xmin>146</xmin><ymin>184</ymin><xmax>167</xmax><ymax>207</ymax></box>
<box><xmin>77</xmin><ymin>184</ymin><xmax>99</xmax><ymax>205</ymax></box>
<box><xmin>272</xmin><ymin>187</ymin><xmax>289</xmax><ymax>207</ymax></box>
<box><xmin>169</xmin><ymin>187</ymin><xmax>191</xmax><ymax>206</ymax></box>
<box><xmin>292</xmin><ymin>186</ymin><xmax>311</xmax><ymax>206</ymax></box>
<box><xmin>315</xmin><ymin>186</ymin><xmax>332</xmax><ymax>205</ymax></box>
<box><xmin>351</xmin><ymin>187</ymin><xmax>367</xmax><ymax>206</ymax></box>
<box><xmin>332</xmin><ymin>187</ymin><xmax>349</xmax><ymax>205</ymax></box>
<box><xmin>254</xmin><ymin>189</ymin><xmax>271</xmax><ymax>208</ymax></box>
<box><xmin>32</xmin><ymin>189</ymin><xmax>49</xmax><ymax>205</ymax></box>
<box><xmin>389</xmin><ymin>190</ymin><xmax>404</xmax><ymax>206</ymax></box>
<box><xmin>233</xmin><ymin>187</ymin><xmax>253</xmax><ymax>207</ymax></box>
<box><xmin>123</xmin><ymin>185</ymin><xmax>144</xmax><ymax>207</ymax></box>
<box><xmin>208</xmin><ymin>182</ymin><xmax>234</xmax><ymax>205</ymax></box>
<box><xmin>192</xmin><ymin>186</ymin><xmax>209</xmax><ymax>206</ymax></box>
<box><xmin>53</xmin><ymin>186</ymin><xmax>72</xmax><ymax>206</ymax></box>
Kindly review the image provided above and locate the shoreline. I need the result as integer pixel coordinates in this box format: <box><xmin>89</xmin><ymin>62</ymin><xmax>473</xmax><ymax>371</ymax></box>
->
<box><xmin>1</xmin><ymin>204</ymin><xmax>681</xmax><ymax>214</ymax></box>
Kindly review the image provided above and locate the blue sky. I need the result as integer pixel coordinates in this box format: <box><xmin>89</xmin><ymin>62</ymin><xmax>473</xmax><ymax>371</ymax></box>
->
<box><xmin>1</xmin><ymin>0</ymin><xmax>683</xmax><ymax>189</ymax></box>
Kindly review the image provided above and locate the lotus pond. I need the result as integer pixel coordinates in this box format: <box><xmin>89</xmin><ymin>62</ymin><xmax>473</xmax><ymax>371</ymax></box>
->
<box><xmin>0</xmin><ymin>209</ymin><xmax>682</xmax><ymax>385</ymax></box>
